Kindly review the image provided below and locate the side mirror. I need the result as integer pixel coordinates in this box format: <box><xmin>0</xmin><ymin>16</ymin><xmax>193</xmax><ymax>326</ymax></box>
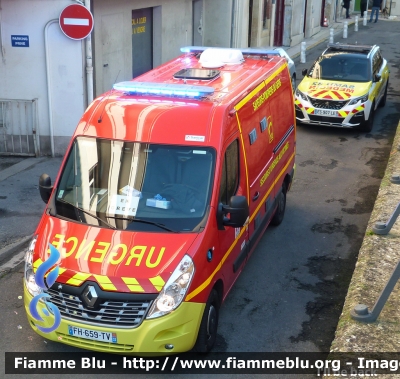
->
<box><xmin>374</xmin><ymin>73</ymin><xmax>381</xmax><ymax>82</ymax></box>
<box><xmin>217</xmin><ymin>195</ymin><xmax>249</xmax><ymax>230</ymax></box>
<box><xmin>39</xmin><ymin>173</ymin><xmax>53</xmax><ymax>203</ymax></box>
<box><xmin>302</xmin><ymin>68</ymin><xmax>308</xmax><ymax>77</ymax></box>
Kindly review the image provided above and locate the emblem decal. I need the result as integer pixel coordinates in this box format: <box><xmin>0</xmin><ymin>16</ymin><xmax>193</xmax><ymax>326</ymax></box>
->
<box><xmin>82</xmin><ymin>285</ymin><xmax>98</xmax><ymax>307</ymax></box>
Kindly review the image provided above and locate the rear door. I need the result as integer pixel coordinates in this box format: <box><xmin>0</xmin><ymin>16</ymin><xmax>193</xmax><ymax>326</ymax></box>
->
<box><xmin>234</xmin><ymin>79</ymin><xmax>276</xmax><ymax>254</ymax></box>
<box><xmin>233</xmin><ymin>63</ymin><xmax>295</xmax><ymax>254</ymax></box>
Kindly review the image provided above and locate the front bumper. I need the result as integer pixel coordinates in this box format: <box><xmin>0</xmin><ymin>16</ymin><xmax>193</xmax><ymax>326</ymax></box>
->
<box><xmin>294</xmin><ymin>98</ymin><xmax>370</xmax><ymax>128</ymax></box>
<box><xmin>24</xmin><ymin>285</ymin><xmax>205</xmax><ymax>355</ymax></box>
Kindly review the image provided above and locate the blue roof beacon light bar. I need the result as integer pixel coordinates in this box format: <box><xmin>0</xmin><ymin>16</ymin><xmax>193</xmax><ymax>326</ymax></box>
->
<box><xmin>180</xmin><ymin>46</ymin><xmax>280</xmax><ymax>57</ymax></box>
<box><xmin>113</xmin><ymin>81</ymin><xmax>215</xmax><ymax>99</ymax></box>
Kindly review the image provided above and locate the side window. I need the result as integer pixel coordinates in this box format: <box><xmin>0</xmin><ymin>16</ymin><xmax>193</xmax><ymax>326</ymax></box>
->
<box><xmin>219</xmin><ymin>140</ymin><xmax>239</xmax><ymax>205</ymax></box>
<box><xmin>376</xmin><ymin>51</ymin><xmax>383</xmax><ymax>71</ymax></box>
<box><xmin>372</xmin><ymin>51</ymin><xmax>382</xmax><ymax>76</ymax></box>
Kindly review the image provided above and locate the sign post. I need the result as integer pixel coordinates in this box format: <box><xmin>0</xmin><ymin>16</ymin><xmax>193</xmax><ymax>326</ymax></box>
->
<box><xmin>59</xmin><ymin>4</ymin><xmax>94</xmax><ymax>40</ymax></box>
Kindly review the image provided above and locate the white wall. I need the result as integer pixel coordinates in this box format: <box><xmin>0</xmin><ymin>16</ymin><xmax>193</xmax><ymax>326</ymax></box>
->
<box><xmin>92</xmin><ymin>0</ymin><xmax>192</xmax><ymax>97</ymax></box>
<box><xmin>304</xmin><ymin>0</ymin><xmax>321</xmax><ymax>38</ymax></box>
<box><xmin>288</xmin><ymin>0</ymin><xmax>305</xmax><ymax>46</ymax></box>
<box><xmin>232</xmin><ymin>0</ymin><xmax>250</xmax><ymax>48</ymax></box>
<box><xmin>202</xmin><ymin>0</ymin><xmax>233</xmax><ymax>47</ymax></box>
<box><xmin>0</xmin><ymin>0</ymin><xmax>85</xmax><ymax>156</ymax></box>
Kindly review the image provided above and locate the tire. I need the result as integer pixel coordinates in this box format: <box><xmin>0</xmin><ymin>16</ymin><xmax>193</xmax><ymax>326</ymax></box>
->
<box><xmin>194</xmin><ymin>289</ymin><xmax>219</xmax><ymax>353</ymax></box>
<box><xmin>379</xmin><ymin>81</ymin><xmax>388</xmax><ymax>108</ymax></box>
<box><xmin>291</xmin><ymin>74</ymin><xmax>296</xmax><ymax>93</ymax></box>
<box><xmin>271</xmin><ymin>183</ymin><xmax>287</xmax><ymax>226</ymax></box>
<box><xmin>360</xmin><ymin>101</ymin><xmax>375</xmax><ymax>133</ymax></box>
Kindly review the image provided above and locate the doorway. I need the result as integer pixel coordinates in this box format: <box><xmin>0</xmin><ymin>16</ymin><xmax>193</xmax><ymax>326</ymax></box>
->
<box><xmin>273</xmin><ymin>0</ymin><xmax>285</xmax><ymax>46</ymax></box>
<box><xmin>132</xmin><ymin>8</ymin><xmax>153</xmax><ymax>78</ymax></box>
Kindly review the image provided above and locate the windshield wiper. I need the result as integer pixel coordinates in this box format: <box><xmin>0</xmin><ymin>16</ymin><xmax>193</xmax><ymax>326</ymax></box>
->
<box><xmin>56</xmin><ymin>198</ymin><xmax>116</xmax><ymax>230</ymax></box>
<box><xmin>106</xmin><ymin>216</ymin><xmax>178</xmax><ymax>233</ymax></box>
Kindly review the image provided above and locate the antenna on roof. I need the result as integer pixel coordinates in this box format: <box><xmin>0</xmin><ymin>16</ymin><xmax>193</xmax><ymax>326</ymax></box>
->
<box><xmin>98</xmin><ymin>70</ymin><xmax>120</xmax><ymax>123</ymax></box>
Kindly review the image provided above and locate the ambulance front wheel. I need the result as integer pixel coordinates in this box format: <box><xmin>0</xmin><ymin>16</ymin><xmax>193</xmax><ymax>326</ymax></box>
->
<box><xmin>271</xmin><ymin>183</ymin><xmax>287</xmax><ymax>226</ymax></box>
<box><xmin>194</xmin><ymin>289</ymin><xmax>219</xmax><ymax>353</ymax></box>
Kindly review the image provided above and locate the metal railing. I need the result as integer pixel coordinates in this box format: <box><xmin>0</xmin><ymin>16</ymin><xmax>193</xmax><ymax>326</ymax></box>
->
<box><xmin>351</xmin><ymin>144</ymin><xmax>400</xmax><ymax>322</ymax></box>
<box><xmin>0</xmin><ymin>98</ymin><xmax>39</xmax><ymax>157</ymax></box>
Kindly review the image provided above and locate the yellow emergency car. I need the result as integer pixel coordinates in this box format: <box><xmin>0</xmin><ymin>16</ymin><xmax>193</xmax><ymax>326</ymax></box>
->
<box><xmin>295</xmin><ymin>43</ymin><xmax>389</xmax><ymax>132</ymax></box>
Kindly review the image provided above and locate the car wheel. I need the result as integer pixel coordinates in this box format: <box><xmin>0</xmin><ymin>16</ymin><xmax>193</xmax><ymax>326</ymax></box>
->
<box><xmin>360</xmin><ymin>101</ymin><xmax>375</xmax><ymax>133</ymax></box>
<box><xmin>271</xmin><ymin>183</ymin><xmax>287</xmax><ymax>226</ymax></box>
<box><xmin>291</xmin><ymin>74</ymin><xmax>296</xmax><ymax>93</ymax></box>
<box><xmin>379</xmin><ymin>81</ymin><xmax>388</xmax><ymax>108</ymax></box>
<box><xmin>194</xmin><ymin>289</ymin><xmax>219</xmax><ymax>353</ymax></box>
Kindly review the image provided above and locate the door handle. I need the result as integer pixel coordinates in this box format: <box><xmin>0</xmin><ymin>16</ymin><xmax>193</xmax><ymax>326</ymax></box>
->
<box><xmin>252</xmin><ymin>192</ymin><xmax>260</xmax><ymax>201</ymax></box>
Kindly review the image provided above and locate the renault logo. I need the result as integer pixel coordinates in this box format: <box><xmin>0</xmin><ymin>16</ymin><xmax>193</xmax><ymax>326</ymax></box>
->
<box><xmin>82</xmin><ymin>285</ymin><xmax>98</xmax><ymax>308</ymax></box>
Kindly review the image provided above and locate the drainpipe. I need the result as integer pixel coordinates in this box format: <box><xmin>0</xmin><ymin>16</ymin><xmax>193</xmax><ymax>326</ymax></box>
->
<box><xmin>44</xmin><ymin>19</ymin><xmax>58</xmax><ymax>158</ymax></box>
<box><xmin>84</xmin><ymin>0</ymin><xmax>93</xmax><ymax>105</ymax></box>
<box><xmin>269</xmin><ymin>0</ymin><xmax>276</xmax><ymax>47</ymax></box>
<box><xmin>230</xmin><ymin>0</ymin><xmax>236</xmax><ymax>47</ymax></box>
<box><xmin>0</xmin><ymin>0</ymin><xmax>6</xmax><ymax>63</ymax></box>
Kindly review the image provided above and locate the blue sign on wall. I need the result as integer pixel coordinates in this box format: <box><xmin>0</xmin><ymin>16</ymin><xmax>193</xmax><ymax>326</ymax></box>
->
<box><xmin>11</xmin><ymin>35</ymin><xmax>29</xmax><ymax>47</ymax></box>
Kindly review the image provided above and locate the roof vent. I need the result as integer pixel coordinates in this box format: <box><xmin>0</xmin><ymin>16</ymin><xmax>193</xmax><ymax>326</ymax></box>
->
<box><xmin>199</xmin><ymin>48</ymin><xmax>244</xmax><ymax>68</ymax></box>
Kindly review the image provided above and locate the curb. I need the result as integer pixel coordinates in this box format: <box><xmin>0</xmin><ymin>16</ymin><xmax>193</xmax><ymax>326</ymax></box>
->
<box><xmin>289</xmin><ymin>19</ymin><xmax>356</xmax><ymax>60</ymax></box>
<box><xmin>0</xmin><ymin>235</ymin><xmax>33</xmax><ymax>267</ymax></box>
<box><xmin>0</xmin><ymin>157</ymin><xmax>46</xmax><ymax>182</ymax></box>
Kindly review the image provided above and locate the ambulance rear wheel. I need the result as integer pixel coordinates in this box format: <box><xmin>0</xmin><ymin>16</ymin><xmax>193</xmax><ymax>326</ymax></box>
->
<box><xmin>194</xmin><ymin>289</ymin><xmax>219</xmax><ymax>353</ymax></box>
<box><xmin>360</xmin><ymin>101</ymin><xmax>375</xmax><ymax>133</ymax></box>
<box><xmin>271</xmin><ymin>183</ymin><xmax>287</xmax><ymax>226</ymax></box>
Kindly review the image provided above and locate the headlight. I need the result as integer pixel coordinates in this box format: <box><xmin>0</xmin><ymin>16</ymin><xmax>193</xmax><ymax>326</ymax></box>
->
<box><xmin>295</xmin><ymin>89</ymin><xmax>308</xmax><ymax>101</ymax></box>
<box><xmin>348</xmin><ymin>93</ymin><xmax>369</xmax><ymax>105</ymax></box>
<box><xmin>24</xmin><ymin>235</ymin><xmax>42</xmax><ymax>297</ymax></box>
<box><xmin>146</xmin><ymin>255</ymin><xmax>195</xmax><ymax>319</ymax></box>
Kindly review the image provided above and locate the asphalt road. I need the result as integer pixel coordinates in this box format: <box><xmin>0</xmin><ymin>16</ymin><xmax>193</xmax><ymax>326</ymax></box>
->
<box><xmin>1</xmin><ymin>19</ymin><xmax>400</xmax><ymax>379</ymax></box>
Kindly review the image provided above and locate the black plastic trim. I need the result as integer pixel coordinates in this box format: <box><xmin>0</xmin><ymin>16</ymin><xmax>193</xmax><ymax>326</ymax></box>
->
<box><xmin>273</xmin><ymin>124</ymin><xmax>294</xmax><ymax>154</ymax></box>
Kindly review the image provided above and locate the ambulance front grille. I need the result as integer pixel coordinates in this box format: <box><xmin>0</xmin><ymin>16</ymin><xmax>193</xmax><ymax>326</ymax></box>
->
<box><xmin>309</xmin><ymin>98</ymin><xmax>348</xmax><ymax>110</ymax></box>
<box><xmin>46</xmin><ymin>288</ymin><xmax>152</xmax><ymax>328</ymax></box>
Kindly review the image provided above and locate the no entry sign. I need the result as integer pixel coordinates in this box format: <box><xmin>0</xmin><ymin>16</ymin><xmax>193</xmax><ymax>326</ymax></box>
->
<box><xmin>59</xmin><ymin>4</ymin><xmax>94</xmax><ymax>40</ymax></box>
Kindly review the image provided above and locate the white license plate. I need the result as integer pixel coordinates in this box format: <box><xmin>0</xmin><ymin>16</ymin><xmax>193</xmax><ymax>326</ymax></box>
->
<box><xmin>68</xmin><ymin>325</ymin><xmax>117</xmax><ymax>343</ymax></box>
<box><xmin>314</xmin><ymin>109</ymin><xmax>338</xmax><ymax>116</ymax></box>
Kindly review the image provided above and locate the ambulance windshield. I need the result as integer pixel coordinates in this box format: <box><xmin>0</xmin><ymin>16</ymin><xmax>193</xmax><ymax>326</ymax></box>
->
<box><xmin>54</xmin><ymin>137</ymin><xmax>215</xmax><ymax>232</ymax></box>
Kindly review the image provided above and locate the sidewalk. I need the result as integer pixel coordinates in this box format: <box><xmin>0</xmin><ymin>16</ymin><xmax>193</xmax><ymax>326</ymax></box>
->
<box><xmin>0</xmin><ymin>157</ymin><xmax>62</xmax><ymax>267</ymax></box>
<box><xmin>286</xmin><ymin>12</ymin><xmax>397</xmax><ymax>60</ymax></box>
<box><xmin>286</xmin><ymin>17</ymin><xmax>355</xmax><ymax>59</ymax></box>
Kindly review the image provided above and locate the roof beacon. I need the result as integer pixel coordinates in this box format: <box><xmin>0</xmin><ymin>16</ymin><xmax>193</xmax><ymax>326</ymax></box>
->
<box><xmin>113</xmin><ymin>81</ymin><xmax>215</xmax><ymax>99</ymax></box>
<box><xmin>199</xmin><ymin>48</ymin><xmax>244</xmax><ymax>68</ymax></box>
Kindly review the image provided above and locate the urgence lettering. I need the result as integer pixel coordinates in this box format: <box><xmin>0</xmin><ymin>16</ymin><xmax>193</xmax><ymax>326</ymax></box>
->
<box><xmin>253</xmin><ymin>79</ymin><xmax>282</xmax><ymax>111</ymax></box>
<box><xmin>309</xmin><ymin>85</ymin><xmax>355</xmax><ymax>94</ymax></box>
<box><xmin>260</xmin><ymin>142</ymin><xmax>290</xmax><ymax>186</ymax></box>
<box><xmin>50</xmin><ymin>235</ymin><xmax>165</xmax><ymax>268</ymax></box>
<box><xmin>311</xmin><ymin>81</ymin><xmax>355</xmax><ymax>89</ymax></box>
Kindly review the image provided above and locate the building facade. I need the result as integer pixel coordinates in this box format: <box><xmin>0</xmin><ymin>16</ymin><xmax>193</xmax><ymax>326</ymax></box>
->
<box><xmin>3</xmin><ymin>0</ymin><xmax>389</xmax><ymax>156</ymax></box>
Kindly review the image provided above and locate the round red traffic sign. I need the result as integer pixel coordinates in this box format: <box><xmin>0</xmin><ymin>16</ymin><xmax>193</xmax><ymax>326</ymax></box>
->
<box><xmin>59</xmin><ymin>4</ymin><xmax>94</xmax><ymax>40</ymax></box>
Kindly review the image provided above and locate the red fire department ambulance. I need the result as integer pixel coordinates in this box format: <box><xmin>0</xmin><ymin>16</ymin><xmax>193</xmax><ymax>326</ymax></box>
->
<box><xmin>24</xmin><ymin>46</ymin><xmax>296</xmax><ymax>354</ymax></box>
